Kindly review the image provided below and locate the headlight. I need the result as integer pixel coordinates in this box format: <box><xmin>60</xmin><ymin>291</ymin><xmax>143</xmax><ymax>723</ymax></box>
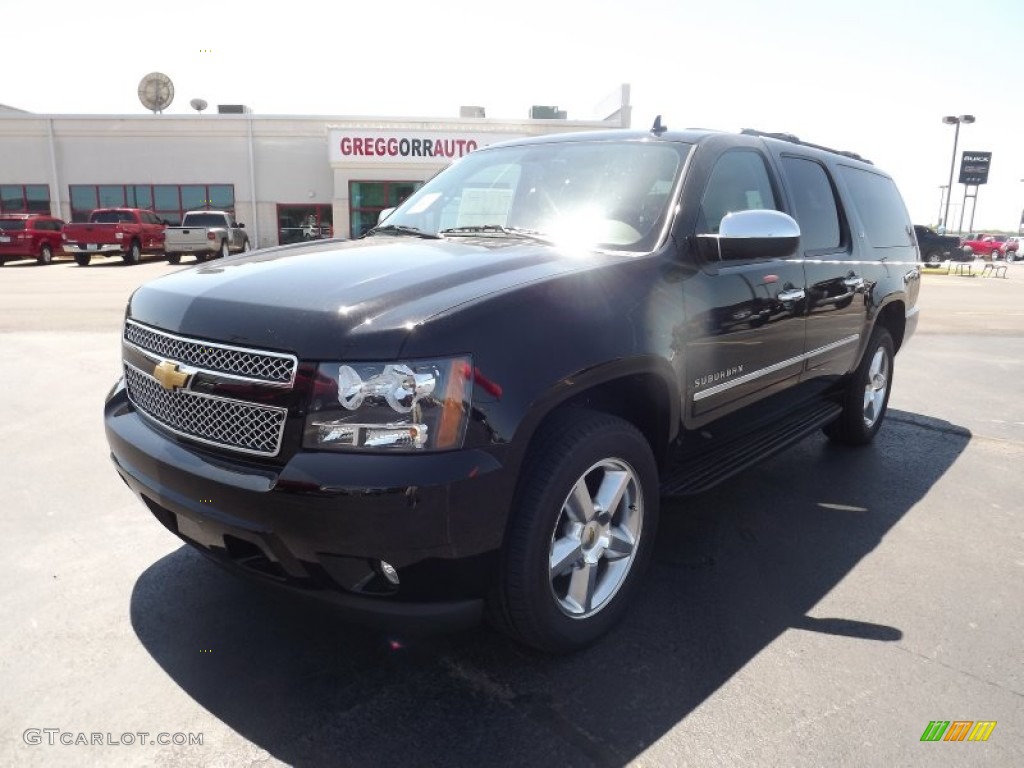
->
<box><xmin>304</xmin><ymin>356</ymin><xmax>472</xmax><ymax>452</ymax></box>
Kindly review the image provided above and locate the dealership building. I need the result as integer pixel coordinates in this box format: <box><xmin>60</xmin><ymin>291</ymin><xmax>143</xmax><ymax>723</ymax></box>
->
<box><xmin>0</xmin><ymin>89</ymin><xmax>631</xmax><ymax>248</ymax></box>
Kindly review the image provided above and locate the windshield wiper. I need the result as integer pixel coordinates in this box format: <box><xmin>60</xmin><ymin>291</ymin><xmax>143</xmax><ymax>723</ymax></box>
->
<box><xmin>364</xmin><ymin>224</ymin><xmax>441</xmax><ymax>239</ymax></box>
<box><xmin>439</xmin><ymin>225</ymin><xmax>553</xmax><ymax>243</ymax></box>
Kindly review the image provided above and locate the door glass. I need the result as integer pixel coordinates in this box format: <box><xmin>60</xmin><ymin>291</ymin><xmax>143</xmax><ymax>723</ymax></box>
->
<box><xmin>698</xmin><ymin>152</ymin><xmax>778</xmax><ymax>235</ymax></box>
<box><xmin>780</xmin><ymin>157</ymin><xmax>841</xmax><ymax>252</ymax></box>
<box><xmin>277</xmin><ymin>204</ymin><xmax>334</xmax><ymax>244</ymax></box>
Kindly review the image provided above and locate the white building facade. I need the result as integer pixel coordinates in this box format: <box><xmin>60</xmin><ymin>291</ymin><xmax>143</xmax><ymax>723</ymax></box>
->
<box><xmin>0</xmin><ymin>100</ymin><xmax>630</xmax><ymax>248</ymax></box>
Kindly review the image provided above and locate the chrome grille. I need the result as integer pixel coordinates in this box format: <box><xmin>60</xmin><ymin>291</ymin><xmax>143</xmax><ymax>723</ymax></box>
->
<box><xmin>124</xmin><ymin>364</ymin><xmax>287</xmax><ymax>456</ymax></box>
<box><xmin>124</xmin><ymin>321</ymin><xmax>296</xmax><ymax>384</ymax></box>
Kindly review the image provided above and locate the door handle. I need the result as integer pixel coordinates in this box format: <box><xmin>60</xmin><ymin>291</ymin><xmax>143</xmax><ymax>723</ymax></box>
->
<box><xmin>843</xmin><ymin>275</ymin><xmax>866</xmax><ymax>292</ymax></box>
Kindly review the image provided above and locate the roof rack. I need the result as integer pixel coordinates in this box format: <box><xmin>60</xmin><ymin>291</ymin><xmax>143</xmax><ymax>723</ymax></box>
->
<box><xmin>740</xmin><ymin>128</ymin><xmax>873</xmax><ymax>165</ymax></box>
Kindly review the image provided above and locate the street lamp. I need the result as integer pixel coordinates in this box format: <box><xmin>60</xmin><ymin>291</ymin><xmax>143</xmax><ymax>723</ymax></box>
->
<box><xmin>941</xmin><ymin>114</ymin><xmax>975</xmax><ymax>233</ymax></box>
<box><xmin>936</xmin><ymin>185</ymin><xmax>948</xmax><ymax>229</ymax></box>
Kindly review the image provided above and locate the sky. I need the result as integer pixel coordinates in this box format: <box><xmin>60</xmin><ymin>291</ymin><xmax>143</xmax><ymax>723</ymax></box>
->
<box><xmin>3</xmin><ymin>0</ymin><xmax>1023</xmax><ymax>232</ymax></box>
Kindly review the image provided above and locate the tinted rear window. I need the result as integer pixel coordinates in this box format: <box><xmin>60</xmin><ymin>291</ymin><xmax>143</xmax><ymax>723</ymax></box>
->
<box><xmin>0</xmin><ymin>219</ymin><xmax>27</xmax><ymax>231</ymax></box>
<box><xmin>837</xmin><ymin>166</ymin><xmax>911</xmax><ymax>248</ymax></box>
<box><xmin>181</xmin><ymin>213</ymin><xmax>228</xmax><ymax>227</ymax></box>
<box><xmin>91</xmin><ymin>210</ymin><xmax>137</xmax><ymax>223</ymax></box>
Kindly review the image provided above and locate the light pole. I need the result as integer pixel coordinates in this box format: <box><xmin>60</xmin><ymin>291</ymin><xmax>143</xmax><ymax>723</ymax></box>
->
<box><xmin>942</xmin><ymin>114</ymin><xmax>975</xmax><ymax>234</ymax></box>
<box><xmin>936</xmin><ymin>185</ymin><xmax>948</xmax><ymax>229</ymax></box>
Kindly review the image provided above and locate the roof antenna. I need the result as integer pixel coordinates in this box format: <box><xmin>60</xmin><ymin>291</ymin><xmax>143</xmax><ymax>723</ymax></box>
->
<box><xmin>650</xmin><ymin>115</ymin><xmax>667</xmax><ymax>136</ymax></box>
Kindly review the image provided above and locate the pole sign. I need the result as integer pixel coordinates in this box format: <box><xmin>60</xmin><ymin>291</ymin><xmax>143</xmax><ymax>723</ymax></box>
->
<box><xmin>959</xmin><ymin>151</ymin><xmax>992</xmax><ymax>185</ymax></box>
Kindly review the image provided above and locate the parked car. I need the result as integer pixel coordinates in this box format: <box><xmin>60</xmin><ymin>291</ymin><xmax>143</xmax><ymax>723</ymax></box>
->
<box><xmin>914</xmin><ymin>224</ymin><xmax>965</xmax><ymax>267</ymax></box>
<box><xmin>163</xmin><ymin>210</ymin><xmax>251</xmax><ymax>264</ymax></box>
<box><xmin>104</xmin><ymin>126</ymin><xmax>920</xmax><ymax>653</ymax></box>
<box><xmin>0</xmin><ymin>213</ymin><xmax>65</xmax><ymax>265</ymax></box>
<box><xmin>62</xmin><ymin>208</ymin><xmax>166</xmax><ymax>266</ymax></box>
<box><xmin>960</xmin><ymin>233</ymin><xmax>1004</xmax><ymax>259</ymax></box>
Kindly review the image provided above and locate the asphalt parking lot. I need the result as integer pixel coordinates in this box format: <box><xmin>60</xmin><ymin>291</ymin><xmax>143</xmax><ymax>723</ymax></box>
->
<box><xmin>1</xmin><ymin>254</ymin><xmax>1022</xmax><ymax>767</ymax></box>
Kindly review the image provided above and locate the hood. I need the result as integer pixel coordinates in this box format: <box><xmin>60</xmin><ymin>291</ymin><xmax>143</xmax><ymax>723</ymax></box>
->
<box><xmin>127</xmin><ymin>236</ymin><xmax>619</xmax><ymax>360</ymax></box>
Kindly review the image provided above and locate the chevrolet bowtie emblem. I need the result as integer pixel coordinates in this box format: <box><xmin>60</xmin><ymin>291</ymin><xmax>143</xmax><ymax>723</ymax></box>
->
<box><xmin>153</xmin><ymin>360</ymin><xmax>191</xmax><ymax>391</ymax></box>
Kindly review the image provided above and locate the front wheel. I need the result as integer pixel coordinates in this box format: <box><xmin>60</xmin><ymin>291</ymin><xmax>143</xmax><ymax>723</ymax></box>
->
<box><xmin>491</xmin><ymin>410</ymin><xmax>658</xmax><ymax>653</ymax></box>
<box><xmin>824</xmin><ymin>327</ymin><xmax>894</xmax><ymax>445</ymax></box>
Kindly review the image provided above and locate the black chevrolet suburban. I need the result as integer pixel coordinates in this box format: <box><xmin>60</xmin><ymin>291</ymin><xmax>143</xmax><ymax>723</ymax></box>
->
<box><xmin>104</xmin><ymin>125</ymin><xmax>921</xmax><ymax>653</ymax></box>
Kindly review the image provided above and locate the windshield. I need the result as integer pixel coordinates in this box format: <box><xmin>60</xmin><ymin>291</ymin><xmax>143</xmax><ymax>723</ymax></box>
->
<box><xmin>373</xmin><ymin>139</ymin><xmax>690</xmax><ymax>252</ymax></box>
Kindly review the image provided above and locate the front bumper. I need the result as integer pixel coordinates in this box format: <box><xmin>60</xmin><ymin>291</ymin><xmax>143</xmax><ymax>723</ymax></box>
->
<box><xmin>105</xmin><ymin>381</ymin><xmax>513</xmax><ymax>632</ymax></box>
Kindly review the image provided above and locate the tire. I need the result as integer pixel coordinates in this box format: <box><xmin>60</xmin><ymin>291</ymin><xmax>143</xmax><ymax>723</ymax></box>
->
<box><xmin>824</xmin><ymin>326</ymin><xmax>895</xmax><ymax>446</ymax></box>
<box><xmin>122</xmin><ymin>241</ymin><xmax>141</xmax><ymax>265</ymax></box>
<box><xmin>242</xmin><ymin>238</ymin><xmax>251</xmax><ymax>252</ymax></box>
<box><xmin>166</xmin><ymin>253</ymin><xmax>181</xmax><ymax>265</ymax></box>
<box><xmin>37</xmin><ymin>244</ymin><xmax>53</xmax><ymax>265</ymax></box>
<box><xmin>991</xmin><ymin>247</ymin><xmax>1001</xmax><ymax>260</ymax></box>
<box><xmin>923</xmin><ymin>250</ymin><xmax>942</xmax><ymax>268</ymax></box>
<box><xmin>219</xmin><ymin>240</ymin><xmax>230</xmax><ymax>259</ymax></box>
<box><xmin>195</xmin><ymin>252</ymin><xmax>209</xmax><ymax>263</ymax></box>
<box><xmin>491</xmin><ymin>410</ymin><xmax>659</xmax><ymax>653</ymax></box>
<box><xmin>74</xmin><ymin>253</ymin><xmax>91</xmax><ymax>267</ymax></box>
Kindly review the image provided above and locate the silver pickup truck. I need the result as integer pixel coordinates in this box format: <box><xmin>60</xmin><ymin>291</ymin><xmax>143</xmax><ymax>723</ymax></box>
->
<box><xmin>164</xmin><ymin>210</ymin><xmax>251</xmax><ymax>264</ymax></box>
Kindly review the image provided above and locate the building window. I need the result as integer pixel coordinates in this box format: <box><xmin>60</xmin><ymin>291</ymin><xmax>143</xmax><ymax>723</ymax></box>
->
<box><xmin>349</xmin><ymin>180</ymin><xmax>422</xmax><ymax>238</ymax></box>
<box><xmin>0</xmin><ymin>184</ymin><xmax>50</xmax><ymax>214</ymax></box>
<box><xmin>68</xmin><ymin>184</ymin><xmax>235</xmax><ymax>223</ymax></box>
<box><xmin>276</xmin><ymin>204</ymin><xmax>333</xmax><ymax>245</ymax></box>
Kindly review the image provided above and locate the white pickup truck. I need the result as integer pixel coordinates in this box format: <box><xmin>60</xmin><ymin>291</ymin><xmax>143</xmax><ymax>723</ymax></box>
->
<box><xmin>163</xmin><ymin>210</ymin><xmax>251</xmax><ymax>264</ymax></box>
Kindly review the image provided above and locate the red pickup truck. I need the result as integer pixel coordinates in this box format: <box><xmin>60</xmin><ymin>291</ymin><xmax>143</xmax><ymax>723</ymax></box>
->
<box><xmin>62</xmin><ymin>208</ymin><xmax>166</xmax><ymax>266</ymax></box>
<box><xmin>960</xmin><ymin>233</ymin><xmax>1006</xmax><ymax>260</ymax></box>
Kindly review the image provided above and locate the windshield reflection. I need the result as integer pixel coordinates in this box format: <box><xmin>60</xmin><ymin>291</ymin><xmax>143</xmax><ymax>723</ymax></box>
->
<box><xmin>371</xmin><ymin>139</ymin><xmax>690</xmax><ymax>253</ymax></box>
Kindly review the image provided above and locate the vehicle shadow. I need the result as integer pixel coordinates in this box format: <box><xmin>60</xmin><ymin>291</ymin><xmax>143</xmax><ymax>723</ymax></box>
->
<box><xmin>130</xmin><ymin>409</ymin><xmax>969</xmax><ymax>767</ymax></box>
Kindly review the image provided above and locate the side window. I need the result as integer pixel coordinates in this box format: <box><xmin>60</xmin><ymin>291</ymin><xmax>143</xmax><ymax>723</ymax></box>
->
<box><xmin>837</xmin><ymin>166</ymin><xmax>912</xmax><ymax>248</ymax></box>
<box><xmin>780</xmin><ymin>156</ymin><xmax>842</xmax><ymax>253</ymax></box>
<box><xmin>697</xmin><ymin>150</ymin><xmax>778</xmax><ymax>235</ymax></box>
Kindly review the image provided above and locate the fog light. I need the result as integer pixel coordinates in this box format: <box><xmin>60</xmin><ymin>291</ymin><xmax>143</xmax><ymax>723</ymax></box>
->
<box><xmin>380</xmin><ymin>560</ymin><xmax>400</xmax><ymax>586</ymax></box>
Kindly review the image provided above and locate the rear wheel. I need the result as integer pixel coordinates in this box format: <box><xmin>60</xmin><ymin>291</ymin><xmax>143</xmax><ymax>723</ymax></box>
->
<box><xmin>37</xmin><ymin>244</ymin><xmax>53</xmax><ymax>265</ymax></box>
<box><xmin>122</xmin><ymin>241</ymin><xmax>141</xmax><ymax>265</ymax></box>
<box><xmin>219</xmin><ymin>240</ymin><xmax>230</xmax><ymax>259</ymax></box>
<box><xmin>166</xmin><ymin>253</ymin><xmax>181</xmax><ymax>265</ymax></box>
<box><xmin>824</xmin><ymin>327</ymin><xmax>894</xmax><ymax>445</ymax></box>
<box><xmin>923</xmin><ymin>250</ymin><xmax>942</xmax><ymax>268</ymax></box>
<box><xmin>74</xmin><ymin>253</ymin><xmax>91</xmax><ymax>267</ymax></box>
<box><xmin>491</xmin><ymin>410</ymin><xmax>658</xmax><ymax>653</ymax></box>
<box><xmin>242</xmin><ymin>239</ymin><xmax>251</xmax><ymax>252</ymax></box>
